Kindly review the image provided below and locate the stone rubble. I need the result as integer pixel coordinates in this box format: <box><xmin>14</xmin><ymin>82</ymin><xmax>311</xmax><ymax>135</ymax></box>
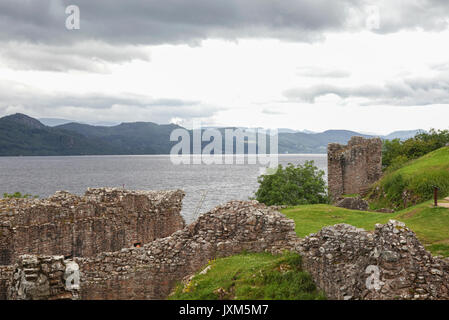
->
<box><xmin>335</xmin><ymin>197</ymin><xmax>370</xmax><ymax>211</ymax></box>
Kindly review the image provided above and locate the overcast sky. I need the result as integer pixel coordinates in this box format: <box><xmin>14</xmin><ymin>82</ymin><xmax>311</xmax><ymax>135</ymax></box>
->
<box><xmin>1</xmin><ymin>0</ymin><xmax>449</xmax><ymax>134</ymax></box>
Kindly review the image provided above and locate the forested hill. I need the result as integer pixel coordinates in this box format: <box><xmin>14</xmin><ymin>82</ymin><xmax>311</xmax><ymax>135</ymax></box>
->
<box><xmin>0</xmin><ymin>113</ymin><xmax>420</xmax><ymax>156</ymax></box>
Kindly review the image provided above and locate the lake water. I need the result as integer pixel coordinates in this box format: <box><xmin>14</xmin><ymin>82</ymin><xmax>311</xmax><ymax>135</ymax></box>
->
<box><xmin>0</xmin><ymin>154</ymin><xmax>327</xmax><ymax>223</ymax></box>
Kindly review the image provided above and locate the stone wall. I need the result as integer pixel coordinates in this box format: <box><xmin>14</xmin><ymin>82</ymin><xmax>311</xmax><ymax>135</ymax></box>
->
<box><xmin>7</xmin><ymin>201</ymin><xmax>298</xmax><ymax>300</ymax></box>
<box><xmin>328</xmin><ymin>136</ymin><xmax>382</xmax><ymax>199</ymax></box>
<box><xmin>0</xmin><ymin>265</ymin><xmax>13</xmax><ymax>300</ymax></box>
<box><xmin>0</xmin><ymin>188</ymin><xmax>185</xmax><ymax>299</ymax></box>
<box><xmin>0</xmin><ymin>188</ymin><xmax>185</xmax><ymax>266</ymax></box>
<box><xmin>78</xmin><ymin>200</ymin><xmax>298</xmax><ymax>300</ymax></box>
<box><xmin>297</xmin><ymin>220</ymin><xmax>449</xmax><ymax>300</ymax></box>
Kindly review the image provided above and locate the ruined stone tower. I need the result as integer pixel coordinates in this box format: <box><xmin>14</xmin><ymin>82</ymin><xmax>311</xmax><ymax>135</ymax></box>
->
<box><xmin>327</xmin><ymin>136</ymin><xmax>382</xmax><ymax>200</ymax></box>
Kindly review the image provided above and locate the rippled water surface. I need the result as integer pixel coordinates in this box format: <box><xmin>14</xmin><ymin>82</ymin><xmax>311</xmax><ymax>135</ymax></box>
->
<box><xmin>0</xmin><ymin>154</ymin><xmax>327</xmax><ymax>223</ymax></box>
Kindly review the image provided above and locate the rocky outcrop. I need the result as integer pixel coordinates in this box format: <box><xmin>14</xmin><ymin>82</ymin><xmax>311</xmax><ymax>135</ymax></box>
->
<box><xmin>335</xmin><ymin>197</ymin><xmax>370</xmax><ymax>211</ymax></box>
<box><xmin>297</xmin><ymin>220</ymin><xmax>449</xmax><ymax>300</ymax></box>
<box><xmin>328</xmin><ymin>136</ymin><xmax>382</xmax><ymax>200</ymax></box>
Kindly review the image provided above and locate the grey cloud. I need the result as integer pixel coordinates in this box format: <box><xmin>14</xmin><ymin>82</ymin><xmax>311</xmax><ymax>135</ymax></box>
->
<box><xmin>41</xmin><ymin>94</ymin><xmax>201</xmax><ymax>110</ymax></box>
<box><xmin>284</xmin><ymin>73</ymin><xmax>449</xmax><ymax>106</ymax></box>
<box><xmin>262</xmin><ymin>108</ymin><xmax>284</xmax><ymax>115</ymax></box>
<box><xmin>1</xmin><ymin>0</ymin><xmax>448</xmax><ymax>47</ymax></box>
<box><xmin>0</xmin><ymin>41</ymin><xmax>150</xmax><ymax>72</ymax></box>
<box><xmin>0</xmin><ymin>82</ymin><xmax>198</xmax><ymax>109</ymax></box>
<box><xmin>1</xmin><ymin>0</ymin><xmax>448</xmax><ymax>72</ymax></box>
<box><xmin>0</xmin><ymin>0</ymin><xmax>366</xmax><ymax>46</ymax></box>
<box><xmin>0</xmin><ymin>0</ymin><xmax>355</xmax><ymax>71</ymax></box>
<box><xmin>296</xmin><ymin>66</ymin><xmax>351</xmax><ymax>78</ymax></box>
<box><xmin>0</xmin><ymin>80</ymin><xmax>216</xmax><ymax>123</ymax></box>
<box><xmin>430</xmin><ymin>62</ymin><xmax>449</xmax><ymax>72</ymax></box>
<box><xmin>372</xmin><ymin>0</ymin><xmax>449</xmax><ymax>34</ymax></box>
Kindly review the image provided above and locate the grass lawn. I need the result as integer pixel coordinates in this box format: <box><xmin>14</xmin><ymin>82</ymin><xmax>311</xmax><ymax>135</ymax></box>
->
<box><xmin>282</xmin><ymin>201</ymin><xmax>449</xmax><ymax>257</ymax></box>
<box><xmin>168</xmin><ymin>252</ymin><xmax>326</xmax><ymax>300</ymax></box>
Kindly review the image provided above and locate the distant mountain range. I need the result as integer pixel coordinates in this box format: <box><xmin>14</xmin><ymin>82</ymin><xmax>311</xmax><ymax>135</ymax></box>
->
<box><xmin>0</xmin><ymin>113</ymin><xmax>423</xmax><ymax>156</ymax></box>
<box><xmin>39</xmin><ymin>118</ymin><xmax>119</xmax><ymax>127</ymax></box>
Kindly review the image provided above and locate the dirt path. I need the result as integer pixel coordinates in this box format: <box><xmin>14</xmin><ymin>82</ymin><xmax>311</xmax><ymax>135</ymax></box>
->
<box><xmin>437</xmin><ymin>197</ymin><xmax>449</xmax><ymax>208</ymax></box>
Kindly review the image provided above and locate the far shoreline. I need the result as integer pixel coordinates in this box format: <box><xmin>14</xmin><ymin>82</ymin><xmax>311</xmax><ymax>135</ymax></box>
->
<box><xmin>0</xmin><ymin>153</ymin><xmax>328</xmax><ymax>158</ymax></box>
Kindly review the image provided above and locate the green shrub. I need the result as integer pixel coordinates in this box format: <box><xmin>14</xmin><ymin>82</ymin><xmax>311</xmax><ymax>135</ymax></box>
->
<box><xmin>386</xmin><ymin>155</ymin><xmax>409</xmax><ymax>172</ymax></box>
<box><xmin>254</xmin><ymin>161</ymin><xmax>328</xmax><ymax>206</ymax></box>
<box><xmin>382</xmin><ymin>173</ymin><xmax>407</xmax><ymax>205</ymax></box>
<box><xmin>409</xmin><ymin>170</ymin><xmax>449</xmax><ymax>202</ymax></box>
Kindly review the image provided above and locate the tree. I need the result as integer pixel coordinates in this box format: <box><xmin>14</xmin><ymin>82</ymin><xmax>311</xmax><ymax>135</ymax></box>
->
<box><xmin>255</xmin><ymin>161</ymin><xmax>328</xmax><ymax>206</ymax></box>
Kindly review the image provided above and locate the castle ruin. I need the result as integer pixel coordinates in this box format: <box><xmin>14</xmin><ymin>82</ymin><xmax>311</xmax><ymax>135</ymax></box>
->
<box><xmin>327</xmin><ymin>136</ymin><xmax>382</xmax><ymax>200</ymax></box>
<box><xmin>0</xmin><ymin>188</ymin><xmax>185</xmax><ymax>299</ymax></box>
<box><xmin>0</xmin><ymin>191</ymin><xmax>297</xmax><ymax>300</ymax></box>
<box><xmin>2</xmin><ymin>186</ymin><xmax>449</xmax><ymax>300</ymax></box>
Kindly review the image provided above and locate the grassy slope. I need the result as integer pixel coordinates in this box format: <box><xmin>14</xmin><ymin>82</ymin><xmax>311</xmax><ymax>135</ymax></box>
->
<box><xmin>368</xmin><ymin>146</ymin><xmax>449</xmax><ymax>209</ymax></box>
<box><xmin>282</xmin><ymin>201</ymin><xmax>449</xmax><ymax>257</ymax></box>
<box><xmin>169</xmin><ymin>252</ymin><xmax>325</xmax><ymax>300</ymax></box>
<box><xmin>396</xmin><ymin>146</ymin><xmax>449</xmax><ymax>176</ymax></box>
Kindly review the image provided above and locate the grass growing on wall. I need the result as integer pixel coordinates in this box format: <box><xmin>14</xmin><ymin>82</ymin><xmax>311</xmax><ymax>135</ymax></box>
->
<box><xmin>168</xmin><ymin>252</ymin><xmax>326</xmax><ymax>300</ymax></box>
<box><xmin>2</xmin><ymin>192</ymin><xmax>38</xmax><ymax>199</ymax></box>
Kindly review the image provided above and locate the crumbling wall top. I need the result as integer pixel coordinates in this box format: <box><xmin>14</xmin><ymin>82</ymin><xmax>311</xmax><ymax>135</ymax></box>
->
<box><xmin>0</xmin><ymin>188</ymin><xmax>185</xmax><ymax>225</ymax></box>
<box><xmin>298</xmin><ymin>220</ymin><xmax>449</xmax><ymax>300</ymax></box>
<box><xmin>327</xmin><ymin>136</ymin><xmax>382</xmax><ymax>199</ymax></box>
